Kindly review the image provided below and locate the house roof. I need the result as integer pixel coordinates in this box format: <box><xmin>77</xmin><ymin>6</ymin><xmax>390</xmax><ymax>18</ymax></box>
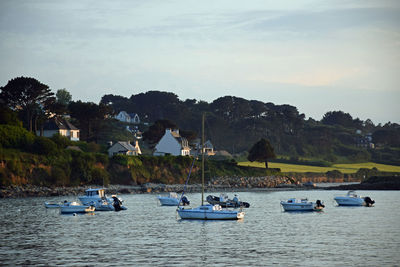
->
<box><xmin>167</xmin><ymin>130</ymin><xmax>189</xmax><ymax>149</ymax></box>
<box><xmin>128</xmin><ymin>113</ymin><xmax>138</xmax><ymax>118</ymax></box>
<box><xmin>116</xmin><ymin>141</ymin><xmax>136</xmax><ymax>151</ymax></box>
<box><xmin>42</xmin><ymin>117</ymin><xmax>78</xmax><ymax>131</ymax></box>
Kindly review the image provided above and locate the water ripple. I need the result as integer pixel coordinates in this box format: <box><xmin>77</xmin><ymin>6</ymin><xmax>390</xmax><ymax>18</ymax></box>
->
<box><xmin>0</xmin><ymin>191</ymin><xmax>399</xmax><ymax>266</ymax></box>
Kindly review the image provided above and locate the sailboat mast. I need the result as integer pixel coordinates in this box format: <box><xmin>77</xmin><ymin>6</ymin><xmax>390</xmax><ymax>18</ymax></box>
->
<box><xmin>201</xmin><ymin>113</ymin><xmax>205</xmax><ymax>206</ymax></box>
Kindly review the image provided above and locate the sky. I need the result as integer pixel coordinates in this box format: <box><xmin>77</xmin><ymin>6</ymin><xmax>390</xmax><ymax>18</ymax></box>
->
<box><xmin>0</xmin><ymin>0</ymin><xmax>399</xmax><ymax>124</ymax></box>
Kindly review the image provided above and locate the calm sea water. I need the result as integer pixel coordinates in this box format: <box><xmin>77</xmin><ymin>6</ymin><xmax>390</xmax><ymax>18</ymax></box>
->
<box><xmin>0</xmin><ymin>190</ymin><xmax>399</xmax><ymax>266</ymax></box>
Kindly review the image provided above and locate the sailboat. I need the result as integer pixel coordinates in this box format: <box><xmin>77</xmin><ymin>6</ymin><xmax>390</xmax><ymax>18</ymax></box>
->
<box><xmin>177</xmin><ymin>114</ymin><xmax>245</xmax><ymax>220</ymax></box>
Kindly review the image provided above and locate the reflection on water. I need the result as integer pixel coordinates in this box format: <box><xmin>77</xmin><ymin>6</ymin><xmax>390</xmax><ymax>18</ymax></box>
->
<box><xmin>0</xmin><ymin>191</ymin><xmax>399</xmax><ymax>266</ymax></box>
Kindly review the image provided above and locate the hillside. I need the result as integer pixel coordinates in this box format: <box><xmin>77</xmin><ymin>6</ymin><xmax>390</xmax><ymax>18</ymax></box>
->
<box><xmin>100</xmin><ymin>92</ymin><xmax>400</xmax><ymax>166</ymax></box>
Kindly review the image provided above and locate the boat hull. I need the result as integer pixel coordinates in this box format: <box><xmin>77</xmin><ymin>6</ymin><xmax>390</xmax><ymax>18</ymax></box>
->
<box><xmin>158</xmin><ymin>197</ymin><xmax>180</xmax><ymax>206</ymax></box>
<box><xmin>177</xmin><ymin>205</ymin><xmax>244</xmax><ymax>220</ymax></box>
<box><xmin>60</xmin><ymin>205</ymin><xmax>95</xmax><ymax>214</ymax></box>
<box><xmin>280</xmin><ymin>202</ymin><xmax>316</xmax><ymax>212</ymax></box>
<box><xmin>44</xmin><ymin>202</ymin><xmax>61</xmax><ymax>208</ymax></box>
<box><xmin>334</xmin><ymin>197</ymin><xmax>364</xmax><ymax>206</ymax></box>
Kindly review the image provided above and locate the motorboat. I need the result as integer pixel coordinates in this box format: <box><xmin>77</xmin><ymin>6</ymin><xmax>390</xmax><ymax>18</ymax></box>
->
<box><xmin>78</xmin><ymin>188</ymin><xmax>126</xmax><ymax>211</ymax></box>
<box><xmin>280</xmin><ymin>198</ymin><xmax>325</xmax><ymax>212</ymax></box>
<box><xmin>206</xmin><ymin>193</ymin><xmax>250</xmax><ymax>208</ymax></box>
<box><xmin>60</xmin><ymin>201</ymin><xmax>95</xmax><ymax>214</ymax></box>
<box><xmin>178</xmin><ymin>204</ymin><xmax>245</xmax><ymax>220</ymax></box>
<box><xmin>334</xmin><ymin>191</ymin><xmax>375</xmax><ymax>206</ymax></box>
<box><xmin>177</xmin><ymin>114</ymin><xmax>245</xmax><ymax>220</ymax></box>
<box><xmin>158</xmin><ymin>192</ymin><xmax>190</xmax><ymax>206</ymax></box>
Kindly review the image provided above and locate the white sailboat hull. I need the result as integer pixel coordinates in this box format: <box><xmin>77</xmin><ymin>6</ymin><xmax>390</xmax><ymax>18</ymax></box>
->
<box><xmin>177</xmin><ymin>205</ymin><xmax>244</xmax><ymax>220</ymax></box>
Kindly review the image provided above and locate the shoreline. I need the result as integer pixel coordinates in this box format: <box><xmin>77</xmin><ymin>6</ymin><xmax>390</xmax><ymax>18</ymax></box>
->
<box><xmin>1</xmin><ymin>176</ymin><xmax>398</xmax><ymax>198</ymax></box>
<box><xmin>1</xmin><ymin>182</ymin><xmax>397</xmax><ymax>199</ymax></box>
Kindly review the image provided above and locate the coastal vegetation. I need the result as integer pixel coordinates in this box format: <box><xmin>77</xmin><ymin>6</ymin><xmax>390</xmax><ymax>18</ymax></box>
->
<box><xmin>0</xmin><ymin>76</ymin><xmax>399</xmax><ymax>191</ymax></box>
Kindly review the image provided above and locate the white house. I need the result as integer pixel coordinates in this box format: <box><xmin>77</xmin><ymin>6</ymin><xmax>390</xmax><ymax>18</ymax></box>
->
<box><xmin>115</xmin><ymin>111</ymin><xmax>140</xmax><ymax>124</ymax></box>
<box><xmin>108</xmin><ymin>141</ymin><xmax>142</xmax><ymax>157</ymax></box>
<box><xmin>154</xmin><ymin>129</ymin><xmax>191</xmax><ymax>156</ymax></box>
<box><xmin>37</xmin><ymin>117</ymin><xmax>79</xmax><ymax>141</ymax></box>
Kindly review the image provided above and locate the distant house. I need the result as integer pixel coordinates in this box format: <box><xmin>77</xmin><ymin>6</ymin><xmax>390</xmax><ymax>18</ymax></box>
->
<box><xmin>154</xmin><ymin>129</ymin><xmax>191</xmax><ymax>156</ymax></box>
<box><xmin>108</xmin><ymin>141</ymin><xmax>142</xmax><ymax>157</ymax></box>
<box><xmin>356</xmin><ymin>132</ymin><xmax>374</xmax><ymax>149</ymax></box>
<box><xmin>115</xmin><ymin>111</ymin><xmax>140</xmax><ymax>124</ymax></box>
<box><xmin>37</xmin><ymin>117</ymin><xmax>79</xmax><ymax>141</ymax></box>
<box><xmin>192</xmin><ymin>139</ymin><xmax>215</xmax><ymax>156</ymax></box>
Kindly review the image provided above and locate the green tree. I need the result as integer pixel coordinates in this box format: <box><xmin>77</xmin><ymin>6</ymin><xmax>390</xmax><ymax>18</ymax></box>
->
<box><xmin>56</xmin><ymin>88</ymin><xmax>72</xmax><ymax>106</ymax></box>
<box><xmin>321</xmin><ymin>111</ymin><xmax>354</xmax><ymax>128</ymax></box>
<box><xmin>68</xmin><ymin>101</ymin><xmax>112</xmax><ymax>142</ymax></box>
<box><xmin>247</xmin><ymin>138</ymin><xmax>276</xmax><ymax>169</ymax></box>
<box><xmin>0</xmin><ymin>77</ymin><xmax>55</xmax><ymax>132</ymax></box>
<box><xmin>143</xmin><ymin>119</ymin><xmax>177</xmax><ymax>145</ymax></box>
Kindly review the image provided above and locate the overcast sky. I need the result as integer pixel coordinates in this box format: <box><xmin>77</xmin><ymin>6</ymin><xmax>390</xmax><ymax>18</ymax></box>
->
<box><xmin>1</xmin><ymin>0</ymin><xmax>399</xmax><ymax>123</ymax></box>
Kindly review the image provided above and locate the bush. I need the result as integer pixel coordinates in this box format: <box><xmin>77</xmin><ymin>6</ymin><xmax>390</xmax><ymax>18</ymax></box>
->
<box><xmin>70</xmin><ymin>152</ymin><xmax>96</xmax><ymax>184</ymax></box>
<box><xmin>355</xmin><ymin>168</ymin><xmax>379</xmax><ymax>180</ymax></box>
<box><xmin>95</xmin><ymin>153</ymin><xmax>109</xmax><ymax>166</ymax></box>
<box><xmin>326</xmin><ymin>170</ymin><xmax>343</xmax><ymax>178</ymax></box>
<box><xmin>50</xmin><ymin>134</ymin><xmax>71</xmax><ymax>149</ymax></box>
<box><xmin>0</xmin><ymin>125</ymin><xmax>35</xmax><ymax>150</ymax></box>
<box><xmin>31</xmin><ymin>137</ymin><xmax>58</xmax><ymax>155</ymax></box>
<box><xmin>91</xmin><ymin>167</ymin><xmax>110</xmax><ymax>186</ymax></box>
<box><xmin>30</xmin><ymin>167</ymin><xmax>51</xmax><ymax>186</ymax></box>
<box><xmin>51</xmin><ymin>166</ymin><xmax>69</xmax><ymax>186</ymax></box>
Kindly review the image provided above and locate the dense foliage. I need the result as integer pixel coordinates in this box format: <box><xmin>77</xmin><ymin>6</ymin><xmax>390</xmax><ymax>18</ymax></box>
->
<box><xmin>101</xmin><ymin>91</ymin><xmax>399</xmax><ymax>165</ymax></box>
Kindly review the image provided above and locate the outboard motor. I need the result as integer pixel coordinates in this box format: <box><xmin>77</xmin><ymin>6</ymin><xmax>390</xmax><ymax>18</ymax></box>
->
<box><xmin>364</xmin><ymin>196</ymin><xmax>375</xmax><ymax>207</ymax></box>
<box><xmin>316</xmin><ymin>200</ymin><xmax>325</xmax><ymax>208</ymax></box>
<box><xmin>181</xmin><ymin>196</ymin><xmax>190</xmax><ymax>206</ymax></box>
<box><xmin>241</xmin><ymin>202</ymin><xmax>250</xmax><ymax>208</ymax></box>
<box><xmin>112</xmin><ymin>196</ymin><xmax>123</xmax><ymax>211</ymax></box>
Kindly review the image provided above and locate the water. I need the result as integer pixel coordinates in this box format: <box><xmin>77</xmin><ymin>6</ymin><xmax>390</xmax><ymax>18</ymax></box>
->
<box><xmin>0</xmin><ymin>190</ymin><xmax>399</xmax><ymax>266</ymax></box>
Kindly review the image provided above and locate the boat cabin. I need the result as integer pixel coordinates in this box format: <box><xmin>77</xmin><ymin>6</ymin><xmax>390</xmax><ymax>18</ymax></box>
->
<box><xmin>286</xmin><ymin>198</ymin><xmax>309</xmax><ymax>203</ymax></box>
<box><xmin>199</xmin><ymin>204</ymin><xmax>222</xmax><ymax>211</ymax></box>
<box><xmin>84</xmin><ymin>188</ymin><xmax>106</xmax><ymax>198</ymax></box>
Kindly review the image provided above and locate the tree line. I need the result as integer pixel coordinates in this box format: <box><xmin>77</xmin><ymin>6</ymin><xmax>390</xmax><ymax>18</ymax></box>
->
<box><xmin>1</xmin><ymin>76</ymin><xmax>399</xmax><ymax>166</ymax></box>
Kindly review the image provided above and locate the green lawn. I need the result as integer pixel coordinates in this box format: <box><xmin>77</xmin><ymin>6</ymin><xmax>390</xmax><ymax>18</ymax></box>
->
<box><xmin>238</xmin><ymin>161</ymin><xmax>400</xmax><ymax>174</ymax></box>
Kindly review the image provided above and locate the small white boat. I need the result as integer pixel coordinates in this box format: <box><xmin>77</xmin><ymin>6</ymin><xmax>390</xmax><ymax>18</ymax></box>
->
<box><xmin>178</xmin><ymin>204</ymin><xmax>245</xmax><ymax>220</ymax></box>
<box><xmin>280</xmin><ymin>198</ymin><xmax>325</xmax><ymax>212</ymax></box>
<box><xmin>334</xmin><ymin>191</ymin><xmax>375</xmax><ymax>206</ymax></box>
<box><xmin>78</xmin><ymin>188</ymin><xmax>126</xmax><ymax>211</ymax></box>
<box><xmin>60</xmin><ymin>201</ymin><xmax>95</xmax><ymax>214</ymax></box>
<box><xmin>158</xmin><ymin>192</ymin><xmax>190</xmax><ymax>206</ymax></box>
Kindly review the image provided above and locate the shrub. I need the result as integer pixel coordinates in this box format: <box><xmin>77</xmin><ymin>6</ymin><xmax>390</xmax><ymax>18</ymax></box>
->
<box><xmin>326</xmin><ymin>170</ymin><xmax>343</xmax><ymax>178</ymax></box>
<box><xmin>31</xmin><ymin>136</ymin><xmax>58</xmax><ymax>155</ymax></box>
<box><xmin>51</xmin><ymin>166</ymin><xmax>69</xmax><ymax>186</ymax></box>
<box><xmin>91</xmin><ymin>167</ymin><xmax>110</xmax><ymax>186</ymax></box>
<box><xmin>50</xmin><ymin>134</ymin><xmax>71</xmax><ymax>149</ymax></box>
<box><xmin>30</xmin><ymin>167</ymin><xmax>51</xmax><ymax>186</ymax></box>
<box><xmin>95</xmin><ymin>153</ymin><xmax>109</xmax><ymax>166</ymax></box>
<box><xmin>0</xmin><ymin>125</ymin><xmax>35</xmax><ymax>150</ymax></box>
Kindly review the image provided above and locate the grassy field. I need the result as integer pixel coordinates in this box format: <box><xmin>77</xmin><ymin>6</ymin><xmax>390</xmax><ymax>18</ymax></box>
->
<box><xmin>238</xmin><ymin>161</ymin><xmax>400</xmax><ymax>174</ymax></box>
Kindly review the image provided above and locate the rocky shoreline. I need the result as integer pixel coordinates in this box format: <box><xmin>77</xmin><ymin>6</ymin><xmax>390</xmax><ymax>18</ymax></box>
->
<box><xmin>0</xmin><ymin>175</ymin><xmax>297</xmax><ymax>198</ymax></box>
<box><xmin>1</xmin><ymin>175</ymin><xmax>397</xmax><ymax>198</ymax></box>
